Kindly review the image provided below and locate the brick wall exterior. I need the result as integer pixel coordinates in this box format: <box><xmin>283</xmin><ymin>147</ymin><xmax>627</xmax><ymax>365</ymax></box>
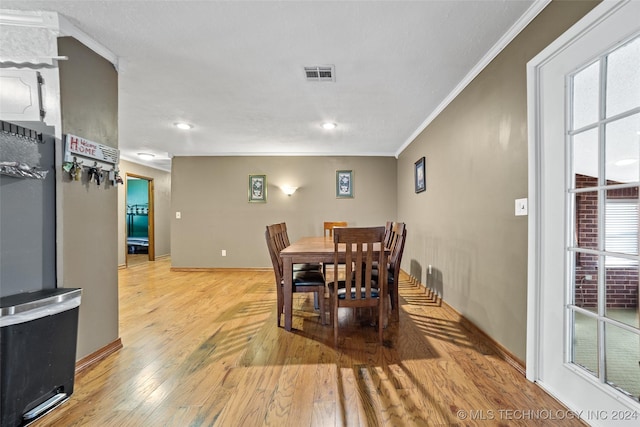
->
<box><xmin>574</xmin><ymin>174</ymin><xmax>638</xmax><ymax>309</ymax></box>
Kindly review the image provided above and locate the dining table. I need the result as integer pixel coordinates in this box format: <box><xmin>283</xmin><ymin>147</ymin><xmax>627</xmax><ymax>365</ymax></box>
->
<box><xmin>280</xmin><ymin>235</ymin><xmax>389</xmax><ymax>331</ymax></box>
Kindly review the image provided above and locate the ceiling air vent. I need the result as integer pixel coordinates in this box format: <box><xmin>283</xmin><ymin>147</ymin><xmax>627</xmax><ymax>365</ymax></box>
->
<box><xmin>304</xmin><ymin>65</ymin><xmax>335</xmax><ymax>82</ymax></box>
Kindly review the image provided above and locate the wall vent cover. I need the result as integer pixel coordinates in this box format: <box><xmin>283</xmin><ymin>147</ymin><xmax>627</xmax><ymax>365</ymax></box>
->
<box><xmin>304</xmin><ymin>65</ymin><xmax>335</xmax><ymax>82</ymax></box>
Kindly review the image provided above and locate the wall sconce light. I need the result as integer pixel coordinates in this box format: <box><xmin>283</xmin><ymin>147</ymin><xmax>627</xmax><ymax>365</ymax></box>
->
<box><xmin>281</xmin><ymin>185</ymin><xmax>298</xmax><ymax>196</ymax></box>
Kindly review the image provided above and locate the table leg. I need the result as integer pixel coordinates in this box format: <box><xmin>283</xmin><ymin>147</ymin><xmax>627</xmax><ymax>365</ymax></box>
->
<box><xmin>380</xmin><ymin>255</ymin><xmax>387</xmax><ymax>342</ymax></box>
<box><xmin>283</xmin><ymin>257</ymin><xmax>294</xmax><ymax>331</ymax></box>
<box><xmin>393</xmin><ymin>275</ymin><xmax>400</xmax><ymax>322</ymax></box>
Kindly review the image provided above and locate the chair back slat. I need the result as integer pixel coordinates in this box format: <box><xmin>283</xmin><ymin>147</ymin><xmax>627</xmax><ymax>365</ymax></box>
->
<box><xmin>383</xmin><ymin>221</ymin><xmax>393</xmax><ymax>248</ymax></box>
<box><xmin>279</xmin><ymin>222</ymin><xmax>291</xmax><ymax>246</ymax></box>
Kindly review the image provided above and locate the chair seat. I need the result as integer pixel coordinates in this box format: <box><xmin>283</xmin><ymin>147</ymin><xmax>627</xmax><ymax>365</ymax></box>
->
<box><xmin>371</xmin><ymin>267</ymin><xmax>393</xmax><ymax>284</ymax></box>
<box><xmin>292</xmin><ymin>269</ymin><xmax>325</xmax><ymax>286</ymax></box>
<box><xmin>329</xmin><ymin>281</ymin><xmax>380</xmax><ymax>299</ymax></box>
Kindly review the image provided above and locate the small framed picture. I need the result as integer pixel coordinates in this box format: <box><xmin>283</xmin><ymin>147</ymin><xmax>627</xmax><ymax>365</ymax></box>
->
<box><xmin>336</xmin><ymin>170</ymin><xmax>353</xmax><ymax>198</ymax></box>
<box><xmin>248</xmin><ymin>174</ymin><xmax>267</xmax><ymax>202</ymax></box>
<box><xmin>415</xmin><ymin>157</ymin><xmax>426</xmax><ymax>193</ymax></box>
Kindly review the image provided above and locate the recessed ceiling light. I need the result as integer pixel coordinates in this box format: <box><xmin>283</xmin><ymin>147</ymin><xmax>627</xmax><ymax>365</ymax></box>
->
<box><xmin>137</xmin><ymin>153</ymin><xmax>155</xmax><ymax>161</ymax></box>
<box><xmin>321</xmin><ymin>122</ymin><xmax>337</xmax><ymax>130</ymax></box>
<box><xmin>615</xmin><ymin>158</ymin><xmax>638</xmax><ymax>166</ymax></box>
<box><xmin>174</xmin><ymin>122</ymin><xmax>193</xmax><ymax>130</ymax></box>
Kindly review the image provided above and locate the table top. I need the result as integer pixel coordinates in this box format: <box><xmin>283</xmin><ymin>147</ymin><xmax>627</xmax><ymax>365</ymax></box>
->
<box><xmin>280</xmin><ymin>236</ymin><xmax>385</xmax><ymax>257</ymax></box>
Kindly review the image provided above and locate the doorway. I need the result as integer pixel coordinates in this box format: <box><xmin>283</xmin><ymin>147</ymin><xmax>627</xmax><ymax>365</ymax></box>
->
<box><xmin>125</xmin><ymin>174</ymin><xmax>155</xmax><ymax>266</ymax></box>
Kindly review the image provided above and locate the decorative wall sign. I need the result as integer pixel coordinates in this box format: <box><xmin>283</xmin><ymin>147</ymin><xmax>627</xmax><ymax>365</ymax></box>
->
<box><xmin>415</xmin><ymin>157</ymin><xmax>426</xmax><ymax>193</ymax></box>
<box><xmin>249</xmin><ymin>174</ymin><xmax>267</xmax><ymax>202</ymax></box>
<box><xmin>336</xmin><ymin>170</ymin><xmax>353</xmax><ymax>198</ymax></box>
<box><xmin>64</xmin><ymin>134</ymin><xmax>119</xmax><ymax>166</ymax></box>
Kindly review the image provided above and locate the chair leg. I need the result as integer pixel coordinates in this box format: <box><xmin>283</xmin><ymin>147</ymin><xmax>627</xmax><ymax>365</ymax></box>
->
<box><xmin>387</xmin><ymin>280</ymin><xmax>400</xmax><ymax>322</ymax></box>
<box><xmin>277</xmin><ymin>287</ymin><xmax>283</xmax><ymax>328</ymax></box>
<box><xmin>330</xmin><ymin>288</ymin><xmax>334</xmax><ymax>327</ymax></box>
<box><xmin>318</xmin><ymin>289</ymin><xmax>326</xmax><ymax>325</ymax></box>
<box><xmin>378</xmin><ymin>303</ymin><xmax>384</xmax><ymax>345</ymax></box>
<box><xmin>333</xmin><ymin>305</ymin><xmax>339</xmax><ymax>346</ymax></box>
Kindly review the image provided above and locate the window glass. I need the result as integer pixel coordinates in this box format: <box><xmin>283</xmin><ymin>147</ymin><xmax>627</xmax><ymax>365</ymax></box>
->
<box><xmin>574</xmin><ymin>191</ymin><xmax>599</xmax><ymax>251</ymax></box>
<box><xmin>605</xmin><ymin>323</ymin><xmax>640</xmax><ymax>399</ymax></box>
<box><xmin>569</xmin><ymin>34</ymin><xmax>640</xmax><ymax>402</ymax></box>
<box><xmin>572</xmin><ymin>61</ymin><xmax>600</xmax><ymax>129</ymax></box>
<box><xmin>572</xmin><ymin>311</ymin><xmax>599</xmax><ymax>376</ymax></box>
<box><xmin>573</xmin><ymin>128</ymin><xmax>599</xmax><ymax>188</ymax></box>
<box><xmin>605</xmin><ymin>258</ymin><xmax>639</xmax><ymax>328</ymax></box>
<box><xmin>605</xmin><ymin>113</ymin><xmax>640</xmax><ymax>184</ymax></box>
<box><xmin>605</xmin><ymin>199</ymin><xmax>639</xmax><ymax>258</ymax></box>
<box><xmin>606</xmin><ymin>37</ymin><xmax>640</xmax><ymax>118</ymax></box>
<box><xmin>573</xmin><ymin>251</ymin><xmax>598</xmax><ymax>309</ymax></box>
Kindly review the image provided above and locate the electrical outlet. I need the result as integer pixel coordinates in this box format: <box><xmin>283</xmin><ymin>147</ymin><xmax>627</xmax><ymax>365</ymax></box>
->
<box><xmin>221</xmin><ymin>250</ymin><xmax>226</xmax><ymax>257</ymax></box>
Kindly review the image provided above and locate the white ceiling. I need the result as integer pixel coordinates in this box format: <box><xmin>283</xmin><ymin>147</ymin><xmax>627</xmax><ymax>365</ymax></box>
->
<box><xmin>1</xmin><ymin>0</ymin><xmax>542</xmax><ymax>171</ymax></box>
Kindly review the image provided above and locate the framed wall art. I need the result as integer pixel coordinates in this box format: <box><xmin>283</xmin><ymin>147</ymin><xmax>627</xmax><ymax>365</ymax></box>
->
<box><xmin>248</xmin><ymin>174</ymin><xmax>267</xmax><ymax>202</ymax></box>
<box><xmin>415</xmin><ymin>157</ymin><xmax>426</xmax><ymax>193</ymax></box>
<box><xmin>336</xmin><ymin>170</ymin><xmax>353</xmax><ymax>198</ymax></box>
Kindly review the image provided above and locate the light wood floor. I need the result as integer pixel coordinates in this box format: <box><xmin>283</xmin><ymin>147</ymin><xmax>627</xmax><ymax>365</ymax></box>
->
<box><xmin>32</xmin><ymin>258</ymin><xmax>585</xmax><ymax>426</ymax></box>
<box><xmin>126</xmin><ymin>253</ymin><xmax>150</xmax><ymax>266</ymax></box>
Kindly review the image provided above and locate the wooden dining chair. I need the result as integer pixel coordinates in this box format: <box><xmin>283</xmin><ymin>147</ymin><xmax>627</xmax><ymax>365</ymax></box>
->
<box><xmin>280</xmin><ymin>222</ymin><xmax>321</xmax><ymax>273</ymax></box>
<box><xmin>372</xmin><ymin>222</ymin><xmax>406</xmax><ymax>321</ymax></box>
<box><xmin>279</xmin><ymin>222</ymin><xmax>323</xmax><ymax>309</ymax></box>
<box><xmin>328</xmin><ymin>226</ymin><xmax>386</xmax><ymax>346</ymax></box>
<box><xmin>323</xmin><ymin>221</ymin><xmax>348</xmax><ymax>237</ymax></box>
<box><xmin>374</xmin><ymin>221</ymin><xmax>394</xmax><ymax>271</ymax></box>
<box><xmin>323</xmin><ymin>221</ymin><xmax>348</xmax><ymax>280</ymax></box>
<box><xmin>265</xmin><ymin>224</ymin><xmax>327</xmax><ymax>326</ymax></box>
<box><xmin>386</xmin><ymin>223</ymin><xmax>407</xmax><ymax>322</ymax></box>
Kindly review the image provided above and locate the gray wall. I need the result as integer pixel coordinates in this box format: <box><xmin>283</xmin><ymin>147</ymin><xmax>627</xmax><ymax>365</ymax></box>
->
<box><xmin>397</xmin><ymin>0</ymin><xmax>599</xmax><ymax>361</ymax></box>
<box><xmin>171</xmin><ymin>156</ymin><xmax>397</xmax><ymax>268</ymax></box>
<box><xmin>117</xmin><ymin>160</ymin><xmax>171</xmax><ymax>266</ymax></box>
<box><xmin>58</xmin><ymin>37</ymin><xmax>120</xmax><ymax>360</ymax></box>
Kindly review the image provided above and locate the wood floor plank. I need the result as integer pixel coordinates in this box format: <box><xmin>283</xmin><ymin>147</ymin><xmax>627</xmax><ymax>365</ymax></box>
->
<box><xmin>26</xmin><ymin>258</ymin><xmax>586</xmax><ymax>426</ymax></box>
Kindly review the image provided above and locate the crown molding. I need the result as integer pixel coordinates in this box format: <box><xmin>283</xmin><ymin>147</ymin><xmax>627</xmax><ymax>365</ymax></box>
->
<box><xmin>396</xmin><ymin>0</ymin><xmax>552</xmax><ymax>158</ymax></box>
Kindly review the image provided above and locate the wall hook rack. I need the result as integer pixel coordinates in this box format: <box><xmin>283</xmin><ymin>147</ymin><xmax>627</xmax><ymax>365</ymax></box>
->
<box><xmin>63</xmin><ymin>134</ymin><xmax>119</xmax><ymax>186</ymax></box>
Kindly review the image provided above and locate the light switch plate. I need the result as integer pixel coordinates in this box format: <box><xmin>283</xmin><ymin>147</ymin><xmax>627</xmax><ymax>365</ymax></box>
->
<box><xmin>515</xmin><ymin>198</ymin><xmax>528</xmax><ymax>216</ymax></box>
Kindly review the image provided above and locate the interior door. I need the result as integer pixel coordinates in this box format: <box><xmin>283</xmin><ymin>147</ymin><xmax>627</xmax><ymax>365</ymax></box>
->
<box><xmin>528</xmin><ymin>1</ymin><xmax>640</xmax><ymax>422</ymax></box>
